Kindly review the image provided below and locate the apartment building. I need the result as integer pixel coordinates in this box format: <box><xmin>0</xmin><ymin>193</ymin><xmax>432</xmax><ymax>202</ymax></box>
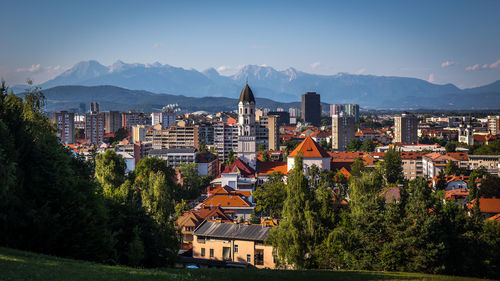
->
<box><xmin>193</xmin><ymin>221</ymin><xmax>275</xmax><ymax>269</ymax></box>
<box><xmin>132</xmin><ymin>124</ymin><xmax>147</xmax><ymax>143</ymax></box>
<box><xmin>148</xmin><ymin>147</ymin><xmax>197</xmax><ymax>168</ymax></box>
<box><xmin>214</xmin><ymin>122</ymin><xmax>238</xmax><ymax>162</ymax></box>
<box><xmin>151</xmin><ymin>111</ymin><xmax>176</xmax><ymax>129</ymax></box>
<box><xmin>85</xmin><ymin>112</ymin><xmax>105</xmax><ymax>144</ymax></box>
<box><xmin>468</xmin><ymin>155</ymin><xmax>499</xmax><ymax>175</ymax></box>
<box><xmin>104</xmin><ymin>111</ymin><xmax>122</xmax><ymax>134</ymax></box>
<box><xmin>400</xmin><ymin>152</ymin><xmax>425</xmax><ymax>180</ymax></box>
<box><xmin>122</xmin><ymin>111</ymin><xmax>149</xmax><ymax>131</ymax></box>
<box><xmin>394</xmin><ymin>113</ymin><xmax>418</xmax><ymax>144</ymax></box>
<box><xmin>145</xmin><ymin>122</ymin><xmax>199</xmax><ymax>150</ymax></box>
<box><xmin>487</xmin><ymin>115</ymin><xmax>500</xmax><ymax>135</ymax></box>
<box><xmin>52</xmin><ymin>111</ymin><xmax>75</xmax><ymax>144</ymax></box>
<box><xmin>332</xmin><ymin>113</ymin><xmax>355</xmax><ymax>151</ymax></box>
<box><xmin>422</xmin><ymin>152</ymin><xmax>469</xmax><ymax>178</ymax></box>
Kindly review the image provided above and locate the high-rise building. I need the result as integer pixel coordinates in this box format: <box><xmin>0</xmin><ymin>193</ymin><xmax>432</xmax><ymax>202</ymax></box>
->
<box><xmin>266</xmin><ymin>115</ymin><xmax>280</xmax><ymax>151</ymax></box>
<box><xmin>487</xmin><ymin>115</ymin><xmax>500</xmax><ymax>135</ymax></box>
<box><xmin>122</xmin><ymin>111</ymin><xmax>148</xmax><ymax>131</ymax></box>
<box><xmin>105</xmin><ymin>111</ymin><xmax>122</xmax><ymax>134</ymax></box>
<box><xmin>198</xmin><ymin>123</ymin><xmax>215</xmax><ymax>145</ymax></box>
<box><xmin>90</xmin><ymin>102</ymin><xmax>100</xmax><ymax>114</ymax></box>
<box><xmin>301</xmin><ymin>92</ymin><xmax>321</xmax><ymax>126</ymax></box>
<box><xmin>151</xmin><ymin>111</ymin><xmax>176</xmax><ymax>129</ymax></box>
<box><xmin>288</xmin><ymin>107</ymin><xmax>301</xmax><ymax>118</ymax></box>
<box><xmin>394</xmin><ymin>113</ymin><xmax>418</xmax><ymax>144</ymax></box>
<box><xmin>214</xmin><ymin>122</ymin><xmax>238</xmax><ymax>162</ymax></box>
<box><xmin>329</xmin><ymin>104</ymin><xmax>344</xmax><ymax>117</ymax></box>
<box><xmin>52</xmin><ymin>111</ymin><xmax>75</xmax><ymax>144</ymax></box>
<box><xmin>267</xmin><ymin>111</ymin><xmax>290</xmax><ymax>126</ymax></box>
<box><xmin>85</xmin><ymin>112</ymin><xmax>105</xmax><ymax>144</ymax></box>
<box><xmin>145</xmin><ymin>121</ymin><xmax>199</xmax><ymax>150</ymax></box>
<box><xmin>344</xmin><ymin>104</ymin><xmax>360</xmax><ymax>123</ymax></box>
<box><xmin>132</xmin><ymin>124</ymin><xmax>147</xmax><ymax>143</ymax></box>
<box><xmin>332</xmin><ymin>113</ymin><xmax>355</xmax><ymax>151</ymax></box>
<box><xmin>237</xmin><ymin>84</ymin><xmax>257</xmax><ymax>169</ymax></box>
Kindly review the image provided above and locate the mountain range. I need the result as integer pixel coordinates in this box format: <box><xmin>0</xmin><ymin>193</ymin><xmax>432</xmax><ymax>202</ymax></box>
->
<box><xmin>14</xmin><ymin>60</ymin><xmax>500</xmax><ymax>109</ymax></box>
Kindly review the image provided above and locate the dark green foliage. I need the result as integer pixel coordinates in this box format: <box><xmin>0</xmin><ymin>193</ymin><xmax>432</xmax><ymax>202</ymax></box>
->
<box><xmin>0</xmin><ymin>82</ymin><xmax>111</xmax><ymax>262</ymax></box>
<box><xmin>253</xmin><ymin>172</ymin><xmax>287</xmax><ymax>218</ymax></box>
<box><xmin>347</xmin><ymin>139</ymin><xmax>362</xmax><ymax>152</ymax></box>
<box><xmin>350</xmin><ymin>158</ymin><xmax>365</xmax><ymax>178</ymax></box>
<box><xmin>445</xmin><ymin>142</ymin><xmax>457</xmax><ymax>153</ymax></box>
<box><xmin>359</xmin><ymin>138</ymin><xmax>376</xmax><ymax>152</ymax></box>
<box><xmin>473</xmin><ymin>140</ymin><xmax>500</xmax><ymax>155</ymax></box>
<box><xmin>383</xmin><ymin>147</ymin><xmax>404</xmax><ymax>185</ymax></box>
<box><xmin>225</xmin><ymin>149</ymin><xmax>236</xmax><ymax>166</ymax></box>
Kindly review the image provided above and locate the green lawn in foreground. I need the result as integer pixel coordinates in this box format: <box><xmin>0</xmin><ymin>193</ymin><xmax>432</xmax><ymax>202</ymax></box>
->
<box><xmin>0</xmin><ymin>247</ymin><xmax>491</xmax><ymax>281</ymax></box>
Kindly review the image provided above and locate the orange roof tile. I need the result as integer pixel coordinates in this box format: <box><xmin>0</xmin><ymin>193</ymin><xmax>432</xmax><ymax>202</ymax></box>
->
<box><xmin>258</xmin><ymin>161</ymin><xmax>288</xmax><ymax>175</ymax></box>
<box><xmin>288</xmin><ymin>137</ymin><xmax>330</xmax><ymax>158</ymax></box>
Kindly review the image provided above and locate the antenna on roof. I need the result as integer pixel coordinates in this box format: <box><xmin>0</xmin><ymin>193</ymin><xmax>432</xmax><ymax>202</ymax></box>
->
<box><xmin>246</xmin><ymin>76</ymin><xmax>248</xmax><ymax>85</ymax></box>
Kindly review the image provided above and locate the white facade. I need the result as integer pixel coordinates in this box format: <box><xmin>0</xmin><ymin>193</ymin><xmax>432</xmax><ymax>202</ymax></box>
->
<box><xmin>151</xmin><ymin>112</ymin><xmax>176</xmax><ymax>129</ymax></box>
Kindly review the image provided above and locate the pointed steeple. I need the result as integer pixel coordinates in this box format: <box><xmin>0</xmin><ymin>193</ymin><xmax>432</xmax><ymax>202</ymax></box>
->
<box><xmin>238</xmin><ymin>83</ymin><xmax>255</xmax><ymax>103</ymax></box>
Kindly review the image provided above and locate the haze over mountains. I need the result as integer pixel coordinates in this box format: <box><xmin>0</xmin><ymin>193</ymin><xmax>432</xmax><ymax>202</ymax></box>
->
<box><xmin>17</xmin><ymin>60</ymin><xmax>500</xmax><ymax>110</ymax></box>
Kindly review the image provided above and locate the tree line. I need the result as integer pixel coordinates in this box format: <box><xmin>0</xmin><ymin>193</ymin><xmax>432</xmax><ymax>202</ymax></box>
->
<box><xmin>258</xmin><ymin>150</ymin><xmax>500</xmax><ymax>279</ymax></box>
<box><xmin>0</xmin><ymin>83</ymin><xmax>208</xmax><ymax>267</ymax></box>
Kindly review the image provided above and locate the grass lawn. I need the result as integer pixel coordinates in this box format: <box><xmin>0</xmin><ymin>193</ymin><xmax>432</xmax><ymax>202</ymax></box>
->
<box><xmin>0</xmin><ymin>247</ymin><xmax>491</xmax><ymax>281</ymax></box>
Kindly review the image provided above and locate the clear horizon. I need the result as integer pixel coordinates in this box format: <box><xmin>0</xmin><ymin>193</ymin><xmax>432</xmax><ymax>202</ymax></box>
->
<box><xmin>1</xmin><ymin>0</ymin><xmax>499</xmax><ymax>88</ymax></box>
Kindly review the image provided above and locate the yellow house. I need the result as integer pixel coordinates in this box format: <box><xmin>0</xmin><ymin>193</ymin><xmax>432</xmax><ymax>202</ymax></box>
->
<box><xmin>193</xmin><ymin>221</ymin><xmax>275</xmax><ymax>269</ymax></box>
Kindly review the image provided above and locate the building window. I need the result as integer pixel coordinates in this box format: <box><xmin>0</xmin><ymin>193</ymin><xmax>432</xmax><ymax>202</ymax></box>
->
<box><xmin>234</xmin><ymin>244</ymin><xmax>238</xmax><ymax>253</ymax></box>
<box><xmin>210</xmin><ymin>248</ymin><xmax>214</xmax><ymax>258</ymax></box>
<box><xmin>246</xmin><ymin>254</ymin><xmax>251</xmax><ymax>263</ymax></box>
<box><xmin>201</xmin><ymin>248</ymin><xmax>205</xmax><ymax>257</ymax></box>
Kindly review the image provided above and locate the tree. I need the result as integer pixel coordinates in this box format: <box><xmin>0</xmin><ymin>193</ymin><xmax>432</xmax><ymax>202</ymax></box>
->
<box><xmin>383</xmin><ymin>147</ymin><xmax>404</xmax><ymax>185</ymax></box>
<box><xmin>435</xmin><ymin>171</ymin><xmax>447</xmax><ymax>191</ymax></box>
<box><xmin>445</xmin><ymin>142</ymin><xmax>457</xmax><ymax>153</ymax></box>
<box><xmin>347</xmin><ymin>139</ymin><xmax>362</xmax><ymax>152</ymax></box>
<box><xmin>319</xmin><ymin>139</ymin><xmax>330</xmax><ymax>151</ymax></box>
<box><xmin>258</xmin><ymin>144</ymin><xmax>266</xmax><ymax>152</ymax></box>
<box><xmin>350</xmin><ymin>158</ymin><xmax>366</xmax><ymax>178</ymax></box>
<box><xmin>178</xmin><ymin>163</ymin><xmax>202</xmax><ymax>199</ymax></box>
<box><xmin>0</xmin><ymin>81</ymin><xmax>112</xmax><ymax>262</ymax></box>
<box><xmin>359</xmin><ymin>138</ymin><xmax>376</xmax><ymax>152</ymax></box>
<box><xmin>226</xmin><ymin>149</ymin><xmax>236</xmax><ymax>166</ymax></box>
<box><xmin>253</xmin><ymin>172</ymin><xmax>287</xmax><ymax>218</ymax></box>
<box><xmin>267</xmin><ymin>154</ymin><xmax>319</xmax><ymax>269</ymax></box>
<box><xmin>95</xmin><ymin>149</ymin><xmax>127</xmax><ymax>198</ymax></box>
<box><xmin>262</xmin><ymin>151</ymin><xmax>271</xmax><ymax>162</ymax></box>
<box><xmin>444</xmin><ymin>160</ymin><xmax>459</xmax><ymax>176</ymax></box>
<box><xmin>473</xmin><ymin>140</ymin><xmax>500</xmax><ymax>155</ymax></box>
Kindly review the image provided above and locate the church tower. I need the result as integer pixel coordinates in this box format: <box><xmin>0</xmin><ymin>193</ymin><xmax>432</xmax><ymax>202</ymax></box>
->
<box><xmin>237</xmin><ymin>83</ymin><xmax>257</xmax><ymax>169</ymax></box>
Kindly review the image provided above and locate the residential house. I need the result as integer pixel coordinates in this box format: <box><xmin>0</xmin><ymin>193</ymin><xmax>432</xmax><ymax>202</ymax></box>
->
<box><xmin>193</xmin><ymin>221</ymin><xmax>275</xmax><ymax>269</ymax></box>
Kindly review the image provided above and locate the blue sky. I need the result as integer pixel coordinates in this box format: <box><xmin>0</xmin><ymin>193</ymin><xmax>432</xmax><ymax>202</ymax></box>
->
<box><xmin>1</xmin><ymin>0</ymin><xmax>499</xmax><ymax>88</ymax></box>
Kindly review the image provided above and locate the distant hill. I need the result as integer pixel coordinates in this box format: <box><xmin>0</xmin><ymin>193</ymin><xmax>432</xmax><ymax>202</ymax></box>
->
<box><xmin>32</xmin><ymin>60</ymin><xmax>500</xmax><ymax>109</ymax></box>
<box><xmin>20</xmin><ymin>85</ymin><xmax>306</xmax><ymax>113</ymax></box>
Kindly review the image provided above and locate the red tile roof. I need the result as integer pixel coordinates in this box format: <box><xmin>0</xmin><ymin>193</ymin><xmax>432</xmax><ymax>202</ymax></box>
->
<box><xmin>289</xmin><ymin>137</ymin><xmax>330</xmax><ymax>158</ymax></box>
<box><xmin>258</xmin><ymin>161</ymin><xmax>288</xmax><ymax>175</ymax></box>
<box><xmin>222</xmin><ymin>158</ymin><xmax>256</xmax><ymax>178</ymax></box>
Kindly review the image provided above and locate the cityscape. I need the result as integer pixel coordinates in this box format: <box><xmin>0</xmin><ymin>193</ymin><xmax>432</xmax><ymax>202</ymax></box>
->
<box><xmin>1</xmin><ymin>1</ymin><xmax>500</xmax><ymax>280</ymax></box>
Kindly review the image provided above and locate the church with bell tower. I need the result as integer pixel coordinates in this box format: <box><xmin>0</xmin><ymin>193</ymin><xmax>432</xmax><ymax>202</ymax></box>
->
<box><xmin>237</xmin><ymin>83</ymin><xmax>257</xmax><ymax>169</ymax></box>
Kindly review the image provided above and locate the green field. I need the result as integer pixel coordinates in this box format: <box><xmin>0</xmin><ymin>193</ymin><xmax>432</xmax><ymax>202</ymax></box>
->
<box><xmin>0</xmin><ymin>247</ymin><xmax>491</xmax><ymax>281</ymax></box>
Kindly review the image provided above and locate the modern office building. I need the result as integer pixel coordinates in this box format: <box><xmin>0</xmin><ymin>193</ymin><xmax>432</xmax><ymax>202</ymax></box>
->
<box><xmin>301</xmin><ymin>92</ymin><xmax>321</xmax><ymax>126</ymax></box>
<box><xmin>332</xmin><ymin>113</ymin><xmax>355</xmax><ymax>151</ymax></box>
<box><xmin>52</xmin><ymin>111</ymin><xmax>75</xmax><ymax>144</ymax></box>
<box><xmin>394</xmin><ymin>113</ymin><xmax>418</xmax><ymax>144</ymax></box>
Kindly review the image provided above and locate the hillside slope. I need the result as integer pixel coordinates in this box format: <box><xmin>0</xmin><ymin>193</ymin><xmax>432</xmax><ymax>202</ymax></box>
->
<box><xmin>0</xmin><ymin>247</ymin><xmax>490</xmax><ymax>281</ymax></box>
